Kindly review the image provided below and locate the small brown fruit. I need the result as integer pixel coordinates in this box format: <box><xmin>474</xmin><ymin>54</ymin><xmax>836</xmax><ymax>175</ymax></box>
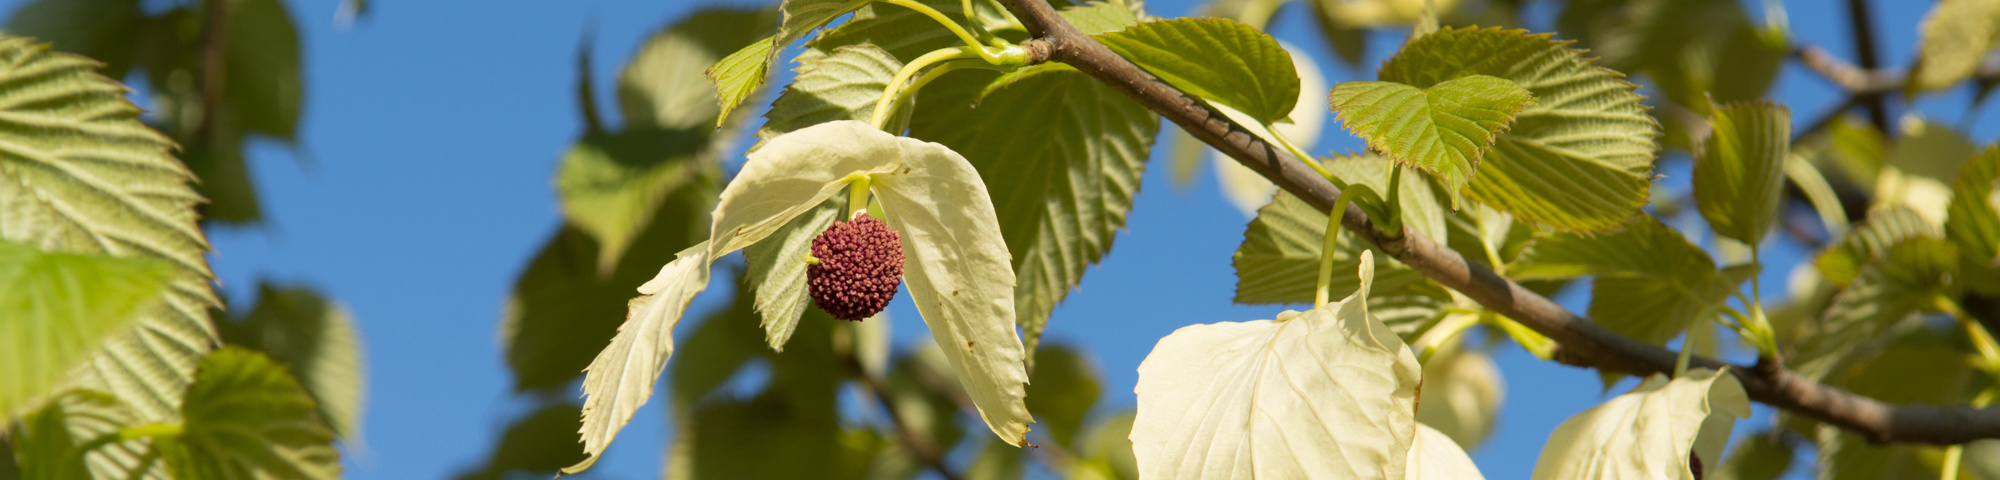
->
<box><xmin>807</xmin><ymin>214</ymin><xmax>904</xmax><ymax>320</ymax></box>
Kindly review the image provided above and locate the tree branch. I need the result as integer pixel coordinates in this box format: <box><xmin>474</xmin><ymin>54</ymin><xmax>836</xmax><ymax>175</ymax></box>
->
<box><xmin>1844</xmin><ymin>0</ymin><xmax>1892</xmax><ymax>131</ymax></box>
<box><xmin>995</xmin><ymin>0</ymin><xmax>2000</xmax><ymax>445</ymax></box>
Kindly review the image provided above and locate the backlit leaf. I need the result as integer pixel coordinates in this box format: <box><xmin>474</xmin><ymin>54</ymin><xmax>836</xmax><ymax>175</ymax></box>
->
<box><xmin>1909</xmin><ymin>0</ymin><xmax>2000</xmax><ymax>93</ymax></box>
<box><xmin>1231</xmin><ymin>178</ymin><xmax>1431</xmax><ymax>306</ymax></box>
<box><xmin>1947</xmin><ymin>145</ymin><xmax>2000</xmax><ymax>294</ymax></box>
<box><xmin>1793</xmin><ymin>237</ymin><xmax>1959</xmax><ymax>381</ymax></box>
<box><xmin>0</xmin><ymin>241</ymin><xmax>169</xmax><ymax>429</ymax></box>
<box><xmin>1133</xmin><ymin>252</ymin><xmax>1422</xmax><ymax>479</ymax></box>
<box><xmin>1878</xmin><ymin>117</ymin><xmax>1976</xmax><ymax>224</ymax></box>
<box><xmin>1694</xmin><ymin>101</ymin><xmax>1791</xmax><ymax>244</ymax></box>
<box><xmin>1096</xmin><ymin>17</ymin><xmax>1299</xmax><ymax>123</ymax></box>
<box><xmin>705</xmin><ymin>0</ymin><xmax>872</xmax><ymax>124</ymax></box>
<box><xmin>1379</xmin><ymin>27</ymin><xmax>1659</xmax><ymax>232</ymax></box>
<box><xmin>1816</xmin><ymin>206</ymin><xmax>1939</xmax><ymax>287</ymax></box>
<box><xmin>0</xmin><ymin>36</ymin><xmax>218</xmax><ymax>425</ymax></box>
<box><xmin>620</xmin><ymin>8</ymin><xmax>777</xmax><ymax>131</ymax></box>
<box><xmin>219</xmin><ymin>283</ymin><xmax>367</xmax><ymax>442</ymax></box>
<box><xmin>158</xmin><ymin>348</ymin><xmax>339</xmax><ymax>480</ymax></box>
<box><xmin>758</xmin><ymin>44</ymin><xmax>904</xmax><ymax>142</ymax></box>
<box><xmin>1328</xmin><ymin>76</ymin><xmax>1534</xmax><ymax>208</ymax></box>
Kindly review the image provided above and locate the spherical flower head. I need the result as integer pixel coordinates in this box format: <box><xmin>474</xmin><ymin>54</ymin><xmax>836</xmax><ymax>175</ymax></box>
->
<box><xmin>808</xmin><ymin>213</ymin><xmax>905</xmax><ymax>320</ymax></box>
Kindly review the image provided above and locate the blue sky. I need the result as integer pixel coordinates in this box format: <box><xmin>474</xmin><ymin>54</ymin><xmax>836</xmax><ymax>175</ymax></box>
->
<box><xmin>11</xmin><ymin>0</ymin><xmax>1996</xmax><ymax>478</ymax></box>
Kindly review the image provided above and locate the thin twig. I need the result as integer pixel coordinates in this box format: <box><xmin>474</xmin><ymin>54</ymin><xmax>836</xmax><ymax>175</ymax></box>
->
<box><xmin>1844</xmin><ymin>0</ymin><xmax>1891</xmax><ymax>131</ymax></box>
<box><xmin>994</xmin><ymin>0</ymin><xmax>2000</xmax><ymax>445</ymax></box>
<box><xmin>197</xmin><ymin>0</ymin><xmax>232</xmax><ymax>143</ymax></box>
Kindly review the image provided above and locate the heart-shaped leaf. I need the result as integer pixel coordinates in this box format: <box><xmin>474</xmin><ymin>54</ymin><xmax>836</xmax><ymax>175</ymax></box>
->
<box><xmin>1328</xmin><ymin>75</ymin><xmax>1535</xmax><ymax>208</ymax></box>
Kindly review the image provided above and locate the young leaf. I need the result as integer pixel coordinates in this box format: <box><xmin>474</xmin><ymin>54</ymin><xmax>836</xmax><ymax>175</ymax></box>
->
<box><xmin>8</xmin><ymin>390</ymin><xmax>154</xmax><ymax>479</ymax></box>
<box><xmin>0</xmin><ymin>36</ymin><xmax>218</xmax><ymax>422</ymax></box>
<box><xmin>758</xmin><ymin>44</ymin><xmax>904</xmax><ymax>142</ymax></box>
<box><xmin>705</xmin><ymin>0</ymin><xmax>872</xmax><ymax>124</ymax></box>
<box><xmin>907</xmin><ymin>64</ymin><xmax>1159</xmax><ymax>357</ymax></box>
<box><xmin>1792</xmin><ymin>237</ymin><xmax>1959</xmax><ymax>381</ymax></box>
<box><xmin>1909</xmin><ymin>0</ymin><xmax>2000</xmax><ymax>93</ymax></box>
<box><xmin>159</xmin><ymin>348</ymin><xmax>340</xmax><ymax>480</ymax></box>
<box><xmin>1327</xmin><ymin>75</ymin><xmax>1535</xmax><ymax>208</ymax></box>
<box><xmin>1694</xmin><ymin>101</ymin><xmax>1791</xmax><ymax>245</ymax></box>
<box><xmin>1096</xmin><ymin>17</ymin><xmax>1299</xmax><ymax>124</ymax></box>
<box><xmin>1815</xmin><ymin>206</ymin><xmax>1940</xmax><ymax>287</ymax></box>
<box><xmin>1133</xmin><ymin>252</ymin><xmax>1422</xmax><ymax>479</ymax></box>
<box><xmin>1379</xmin><ymin>27</ymin><xmax>1659</xmax><ymax>232</ymax></box>
<box><xmin>1947</xmin><ymin>146</ymin><xmax>2000</xmax><ymax>294</ymax></box>
<box><xmin>220</xmin><ymin>283</ymin><xmax>368</xmax><ymax>442</ymax></box>
<box><xmin>1530</xmin><ymin>369</ymin><xmax>1750</xmax><ymax>480</ymax></box>
<box><xmin>1407</xmin><ymin>423</ymin><xmax>1487</xmax><ymax>480</ymax></box>
<box><xmin>0</xmin><ymin>242</ymin><xmax>170</xmax><ymax>428</ymax></box>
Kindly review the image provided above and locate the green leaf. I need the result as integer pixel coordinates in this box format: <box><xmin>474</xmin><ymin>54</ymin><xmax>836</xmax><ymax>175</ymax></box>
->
<box><xmin>504</xmin><ymin>186</ymin><xmax>711</xmax><ymax>393</ymax></box>
<box><xmin>1074</xmin><ymin>412</ymin><xmax>1138</xmax><ymax>480</ymax></box>
<box><xmin>907</xmin><ymin>65</ymin><xmax>1159</xmax><ymax>356</ymax></box>
<box><xmin>1096</xmin><ymin>17</ymin><xmax>1299</xmax><ymax>124</ymax></box>
<box><xmin>1815</xmin><ymin>337</ymin><xmax>1973</xmax><ymax>480</ymax></box>
<box><xmin>742</xmin><ymin>199</ymin><xmax>841</xmax><ymax>350</ymax></box>
<box><xmin>1</xmin><ymin>0</ymin><xmax>146</xmax><ymax>80</ymax></box>
<box><xmin>1059</xmin><ymin>1</ymin><xmax>1143</xmax><ymax>35</ymax></box>
<box><xmin>1230</xmin><ymin>179</ymin><xmax>1431</xmax><ymax>306</ymax></box>
<box><xmin>967</xmin><ymin>437</ymin><xmax>1026</xmax><ymax>480</ymax></box>
<box><xmin>620</xmin><ymin>8</ymin><xmax>778</xmax><ymax>131</ymax></box>
<box><xmin>1816</xmin><ymin>206</ymin><xmax>1940</xmax><ymax>287</ymax></box>
<box><xmin>158</xmin><ymin>348</ymin><xmax>339</xmax><ymax>480</ymax></box>
<box><xmin>0</xmin><ymin>241</ymin><xmax>170</xmax><ymax>427</ymax></box>
<box><xmin>6</xmin><ymin>390</ymin><xmax>153</xmax><ymax>480</ymax></box>
<box><xmin>758</xmin><ymin>44</ymin><xmax>904</xmax><ymax>142</ymax></box>
<box><xmin>554</xmin><ymin>129</ymin><xmax>709</xmax><ymax>273</ymax></box>
<box><xmin>706</xmin><ymin>0</ymin><xmax>872</xmax><ymax>125</ymax></box>
<box><xmin>1530</xmin><ymin>369</ymin><xmax>1748</xmax><ymax>480</ymax></box>
<box><xmin>1328</xmin><ymin>76</ymin><xmax>1535</xmax><ymax>208</ymax></box>
<box><xmin>1949</xmin><ymin>146</ymin><xmax>2000</xmax><ymax>294</ymax></box>
<box><xmin>1794</xmin><ymin>237</ymin><xmax>1958</xmax><ymax>381</ymax></box>
<box><xmin>706</xmin><ymin>37</ymin><xmax>777</xmax><ymax>127</ymax></box>
<box><xmin>666</xmin><ymin>282</ymin><xmax>764</xmax><ymax>413</ymax></box>
<box><xmin>1909</xmin><ymin>0</ymin><xmax>2000</xmax><ymax>93</ymax></box>
<box><xmin>664</xmin><ymin>323</ymin><xmax>879</xmax><ymax>480</ymax></box>
<box><xmin>1512</xmin><ymin>214</ymin><xmax>1715</xmax><ymax>280</ymax></box>
<box><xmin>218</xmin><ymin>283</ymin><xmax>367</xmax><ymax>442</ymax></box>
<box><xmin>809</xmin><ymin>0</ymin><xmax>989</xmax><ymax>61</ymax></box>
<box><xmin>1026</xmin><ymin>345</ymin><xmax>1101</xmax><ymax>448</ymax></box>
<box><xmin>1378</xmin><ymin>27</ymin><xmax>1659</xmax><ymax>232</ymax></box>
<box><xmin>224</xmin><ymin>0</ymin><xmax>304</xmax><ymax>141</ymax></box>
<box><xmin>1133</xmin><ymin>253</ymin><xmax>1422</xmax><ymax>479</ymax></box>
<box><xmin>1513</xmin><ymin>216</ymin><xmax>1747</xmax><ymax>345</ymax></box>
<box><xmin>1694</xmin><ymin>101</ymin><xmax>1791</xmax><ymax>244</ymax></box>
<box><xmin>450</xmin><ymin>403</ymin><xmax>588</xmax><ymax>480</ymax></box>
<box><xmin>0</xmin><ymin>36</ymin><xmax>218</xmax><ymax>423</ymax></box>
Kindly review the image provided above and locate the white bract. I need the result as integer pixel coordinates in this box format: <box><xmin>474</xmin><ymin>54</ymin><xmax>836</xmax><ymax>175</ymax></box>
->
<box><xmin>1407</xmin><ymin>423</ymin><xmax>1486</xmax><ymax>480</ymax></box>
<box><xmin>563</xmin><ymin>120</ymin><xmax>1032</xmax><ymax>473</ymax></box>
<box><xmin>1531</xmin><ymin>368</ymin><xmax>1750</xmax><ymax>480</ymax></box>
<box><xmin>1131</xmin><ymin>251</ymin><xmax>1425</xmax><ymax>479</ymax></box>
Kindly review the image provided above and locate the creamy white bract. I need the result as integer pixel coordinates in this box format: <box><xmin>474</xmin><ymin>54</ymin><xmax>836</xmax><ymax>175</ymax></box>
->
<box><xmin>564</xmin><ymin>120</ymin><xmax>1032</xmax><ymax>473</ymax></box>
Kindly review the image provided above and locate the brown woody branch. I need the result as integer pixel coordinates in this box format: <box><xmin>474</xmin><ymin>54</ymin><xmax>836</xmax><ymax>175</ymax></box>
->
<box><xmin>1791</xmin><ymin>44</ymin><xmax>2000</xmax><ymax>138</ymax></box>
<box><xmin>995</xmin><ymin>0</ymin><xmax>2000</xmax><ymax>445</ymax></box>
